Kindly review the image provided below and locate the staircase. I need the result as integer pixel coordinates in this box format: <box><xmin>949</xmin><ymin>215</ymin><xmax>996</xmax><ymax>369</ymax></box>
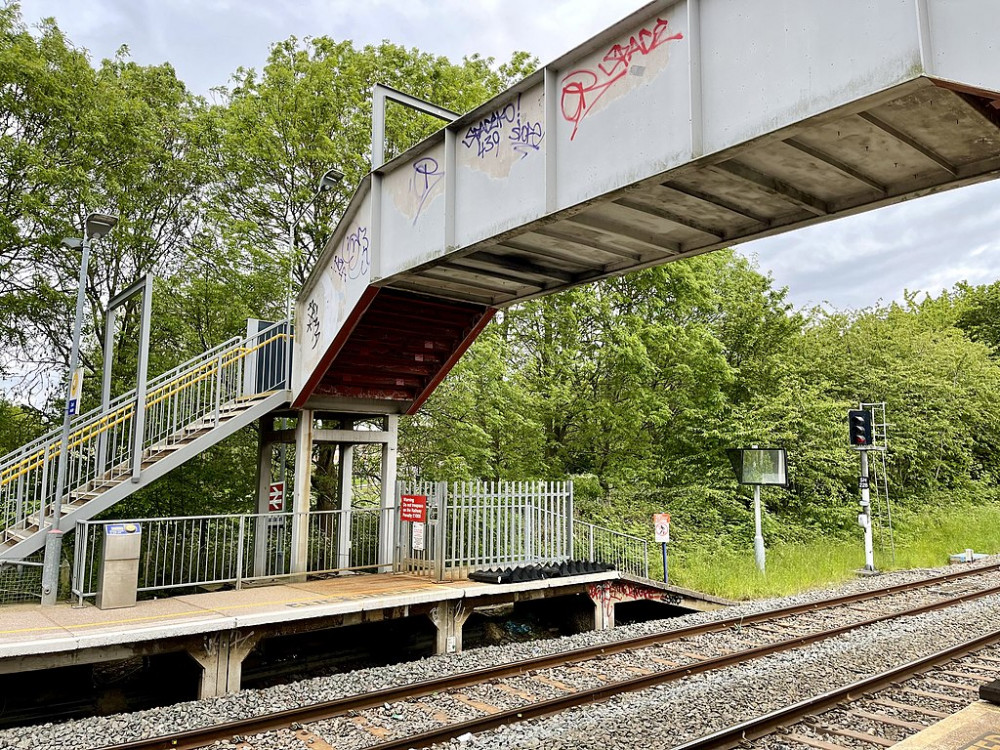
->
<box><xmin>0</xmin><ymin>321</ymin><xmax>291</xmax><ymax>562</ymax></box>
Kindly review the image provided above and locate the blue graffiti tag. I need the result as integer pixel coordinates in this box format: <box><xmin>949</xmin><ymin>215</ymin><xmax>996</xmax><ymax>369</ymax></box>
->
<box><xmin>409</xmin><ymin>156</ymin><xmax>444</xmax><ymax>224</ymax></box>
<box><xmin>333</xmin><ymin>226</ymin><xmax>370</xmax><ymax>282</ymax></box>
<box><xmin>461</xmin><ymin>94</ymin><xmax>543</xmax><ymax>160</ymax></box>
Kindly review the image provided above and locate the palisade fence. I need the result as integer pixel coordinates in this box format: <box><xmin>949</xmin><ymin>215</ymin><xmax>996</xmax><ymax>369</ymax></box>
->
<box><xmin>70</xmin><ymin>480</ymin><xmax>649</xmax><ymax>603</ymax></box>
<box><xmin>397</xmin><ymin>481</ymin><xmax>649</xmax><ymax>580</ymax></box>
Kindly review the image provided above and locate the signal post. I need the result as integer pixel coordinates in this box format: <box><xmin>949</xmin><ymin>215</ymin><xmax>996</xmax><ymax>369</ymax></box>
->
<box><xmin>849</xmin><ymin>408</ymin><xmax>878</xmax><ymax>574</ymax></box>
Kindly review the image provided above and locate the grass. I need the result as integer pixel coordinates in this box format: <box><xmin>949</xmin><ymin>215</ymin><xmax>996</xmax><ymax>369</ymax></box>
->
<box><xmin>663</xmin><ymin>504</ymin><xmax>1000</xmax><ymax>601</ymax></box>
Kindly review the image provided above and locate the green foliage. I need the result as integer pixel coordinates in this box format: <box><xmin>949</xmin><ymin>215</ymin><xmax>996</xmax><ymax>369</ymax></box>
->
<box><xmin>4</xmin><ymin>3</ymin><xmax>1000</xmax><ymax>604</ymax></box>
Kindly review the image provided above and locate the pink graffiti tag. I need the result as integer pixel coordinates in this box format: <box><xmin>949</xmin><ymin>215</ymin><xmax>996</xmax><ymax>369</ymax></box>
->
<box><xmin>561</xmin><ymin>18</ymin><xmax>683</xmax><ymax>140</ymax></box>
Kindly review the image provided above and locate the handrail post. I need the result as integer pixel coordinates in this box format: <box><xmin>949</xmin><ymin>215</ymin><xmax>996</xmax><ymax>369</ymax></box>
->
<box><xmin>235</xmin><ymin>515</ymin><xmax>246</xmax><ymax>590</ymax></box>
<box><xmin>213</xmin><ymin>351</ymin><xmax>224</xmax><ymax>427</ymax></box>
<box><xmin>129</xmin><ymin>275</ymin><xmax>154</xmax><ymax>484</ymax></box>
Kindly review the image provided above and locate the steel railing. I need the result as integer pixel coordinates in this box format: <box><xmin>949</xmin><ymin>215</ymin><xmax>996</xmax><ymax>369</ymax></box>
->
<box><xmin>397</xmin><ymin>481</ymin><xmax>648</xmax><ymax>581</ymax></box>
<box><xmin>71</xmin><ymin>506</ymin><xmax>390</xmax><ymax>600</ymax></box>
<box><xmin>1</xmin><ymin>321</ymin><xmax>291</xmax><ymax>549</ymax></box>
<box><xmin>572</xmin><ymin>520</ymin><xmax>649</xmax><ymax>579</ymax></box>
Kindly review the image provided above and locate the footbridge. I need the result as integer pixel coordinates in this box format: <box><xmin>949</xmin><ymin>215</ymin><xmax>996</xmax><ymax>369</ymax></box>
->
<box><xmin>295</xmin><ymin>0</ymin><xmax>1000</xmax><ymax>414</ymax></box>
<box><xmin>2</xmin><ymin>0</ymin><xmax>999</xmax><ymax>574</ymax></box>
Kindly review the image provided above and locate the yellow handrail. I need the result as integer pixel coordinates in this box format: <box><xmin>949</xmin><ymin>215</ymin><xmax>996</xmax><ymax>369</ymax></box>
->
<box><xmin>0</xmin><ymin>333</ymin><xmax>290</xmax><ymax>490</ymax></box>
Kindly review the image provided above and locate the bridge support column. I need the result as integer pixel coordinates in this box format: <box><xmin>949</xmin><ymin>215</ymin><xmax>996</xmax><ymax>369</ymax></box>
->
<box><xmin>429</xmin><ymin>600</ymin><xmax>472</xmax><ymax>655</ymax></box>
<box><xmin>188</xmin><ymin>630</ymin><xmax>259</xmax><ymax>700</ymax></box>
<box><xmin>291</xmin><ymin>410</ymin><xmax>314</xmax><ymax>577</ymax></box>
<box><xmin>379</xmin><ymin>415</ymin><xmax>398</xmax><ymax>569</ymax></box>
<box><xmin>337</xmin><ymin>437</ymin><xmax>354</xmax><ymax>570</ymax></box>
<box><xmin>253</xmin><ymin>416</ymin><xmax>274</xmax><ymax>577</ymax></box>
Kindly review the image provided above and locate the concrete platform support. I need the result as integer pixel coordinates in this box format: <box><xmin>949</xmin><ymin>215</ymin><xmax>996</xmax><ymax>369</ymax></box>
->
<box><xmin>379</xmin><ymin>415</ymin><xmax>398</xmax><ymax>568</ymax></box>
<box><xmin>429</xmin><ymin>600</ymin><xmax>472</xmax><ymax>655</ymax></box>
<box><xmin>291</xmin><ymin>410</ymin><xmax>314</xmax><ymax>575</ymax></box>
<box><xmin>188</xmin><ymin>630</ymin><xmax>259</xmax><ymax>700</ymax></box>
<box><xmin>588</xmin><ymin>584</ymin><xmax>616</xmax><ymax>631</ymax></box>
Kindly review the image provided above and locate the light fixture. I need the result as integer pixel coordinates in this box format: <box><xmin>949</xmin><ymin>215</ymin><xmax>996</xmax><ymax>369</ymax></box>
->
<box><xmin>85</xmin><ymin>212</ymin><xmax>118</xmax><ymax>240</ymax></box>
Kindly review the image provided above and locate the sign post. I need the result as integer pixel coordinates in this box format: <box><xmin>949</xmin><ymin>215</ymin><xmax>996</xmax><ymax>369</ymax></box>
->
<box><xmin>653</xmin><ymin>513</ymin><xmax>670</xmax><ymax>583</ymax></box>
<box><xmin>67</xmin><ymin>366</ymin><xmax>84</xmax><ymax>416</ymax></box>
<box><xmin>726</xmin><ymin>446</ymin><xmax>788</xmax><ymax>574</ymax></box>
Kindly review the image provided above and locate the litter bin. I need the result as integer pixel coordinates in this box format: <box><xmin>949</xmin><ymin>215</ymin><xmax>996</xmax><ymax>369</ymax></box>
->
<box><xmin>96</xmin><ymin>523</ymin><xmax>142</xmax><ymax>610</ymax></box>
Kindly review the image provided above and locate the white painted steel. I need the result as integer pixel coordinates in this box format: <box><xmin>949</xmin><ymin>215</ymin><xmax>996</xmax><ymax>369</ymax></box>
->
<box><xmin>71</xmin><ymin>507</ymin><xmax>394</xmax><ymax>600</ymax></box>
<box><xmin>0</xmin><ymin>321</ymin><xmax>293</xmax><ymax>563</ymax></box>
<box><xmin>296</xmin><ymin>0</ymin><xmax>1000</xmax><ymax>408</ymax></box>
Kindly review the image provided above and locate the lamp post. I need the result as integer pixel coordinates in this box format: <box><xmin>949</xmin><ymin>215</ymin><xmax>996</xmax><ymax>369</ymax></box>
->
<box><xmin>284</xmin><ymin>168</ymin><xmax>344</xmax><ymax>326</ymax></box>
<box><xmin>41</xmin><ymin>212</ymin><xmax>118</xmax><ymax>606</ymax></box>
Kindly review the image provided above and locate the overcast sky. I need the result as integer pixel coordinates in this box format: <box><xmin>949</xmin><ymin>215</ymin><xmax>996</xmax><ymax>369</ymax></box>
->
<box><xmin>15</xmin><ymin>0</ymin><xmax>1000</xmax><ymax>311</ymax></box>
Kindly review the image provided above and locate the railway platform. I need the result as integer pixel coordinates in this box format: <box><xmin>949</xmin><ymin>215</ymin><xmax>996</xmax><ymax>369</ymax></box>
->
<box><xmin>0</xmin><ymin>569</ymin><xmax>727</xmax><ymax>699</ymax></box>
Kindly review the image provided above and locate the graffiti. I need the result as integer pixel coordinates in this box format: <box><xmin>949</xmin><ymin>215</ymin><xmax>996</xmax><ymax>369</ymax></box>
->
<box><xmin>409</xmin><ymin>156</ymin><xmax>444</xmax><ymax>225</ymax></box>
<box><xmin>561</xmin><ymin>17</ymin><xmax>683</xmax><ymax>139</ymax></box>
<box><xmin>305</xmin><ymin>299</ymin><xmax>320</xmax><ymax>350</ymax></box>
<box><xmin>587</xmin><ymin>580</ymin><xmax>680</xmax><ymax>622</ymax></box>
<box><xmin>461</xmin><ymin>94</ymin><xmax>544</xmax><ymax>160</ymax></box>
<box><xmin>333</xmin><ymin>226</ymin><xmax>370</xmax><ymax>282</ymax></box>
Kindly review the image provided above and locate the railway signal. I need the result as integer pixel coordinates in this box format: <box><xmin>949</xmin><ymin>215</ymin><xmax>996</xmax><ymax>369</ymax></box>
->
<box><xmin>848</xmin><ymin>406</ymin><xmax>878</xmax><ymax>574</ymax></box>
<box><xmin>848</xmin><ymin>409</ymin><xmax>873</xmax><ymax>447</ymax></box>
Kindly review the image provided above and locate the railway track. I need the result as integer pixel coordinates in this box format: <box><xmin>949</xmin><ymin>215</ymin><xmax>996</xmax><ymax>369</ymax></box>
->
<box><xmin>94</xmin><ymin>563</ymin><xmax>1000</xmax><ymax>750</ymax></box>
<box><xmin>673</xmin><ymin>629</ymin><xmax>1000</xmax><ymax>749</ymax></box>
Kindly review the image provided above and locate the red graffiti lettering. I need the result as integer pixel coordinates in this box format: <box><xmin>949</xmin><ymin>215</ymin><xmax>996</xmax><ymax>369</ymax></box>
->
<box><xmin>561</xmin><ymin>18</ymin><xmax>683</xmax><ymax>140</ymax></box>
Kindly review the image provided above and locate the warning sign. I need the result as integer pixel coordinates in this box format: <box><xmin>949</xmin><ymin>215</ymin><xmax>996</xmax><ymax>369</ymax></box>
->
<box><xmin>268</xmin><ymin>482</ymin><xmax>284</xmax><ymax>512</ymax></box>
<box><xmin>400</xmin><ymin>494</ymin><xmax>427</xmax><ymax>523</ymax></box>
<box><xmin>653</xmin><ymin>513</ymin><xmax>670</xmax><ymax>543</ymax></box>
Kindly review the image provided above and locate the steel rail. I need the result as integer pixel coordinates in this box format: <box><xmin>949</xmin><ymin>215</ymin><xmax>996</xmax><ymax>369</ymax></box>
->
<box><xmin>670</xmin><ymin>627</ymin><xmax>1000</xmax><ymax>749</ymax></box>
<box><xmin>358</xmin><ymin>580</ymin><xmax>1000</xmax><ymax>750</ymax></box>
<box><xmin>95</xmin><ymin>564</ymin><xmax>1000</xmax><ymax>750</ymax></box>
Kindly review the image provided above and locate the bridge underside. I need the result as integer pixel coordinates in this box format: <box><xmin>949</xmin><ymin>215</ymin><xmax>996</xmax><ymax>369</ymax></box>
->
<box><xmin>388</xmin><ymin>78</ymin><xmax>1000</xmax><ymax>306</ymax></box>
<box><xmin>296</xmin><ymin>287</ymin><xmax>494</xmax><ymax>414</ymax></box>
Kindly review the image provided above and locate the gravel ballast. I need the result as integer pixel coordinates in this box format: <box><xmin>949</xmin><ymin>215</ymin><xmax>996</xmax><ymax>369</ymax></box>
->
<box><xmin>1</xmin><ymin>559</ymin><xmax>998</xmax><ymax>750</ymax></box>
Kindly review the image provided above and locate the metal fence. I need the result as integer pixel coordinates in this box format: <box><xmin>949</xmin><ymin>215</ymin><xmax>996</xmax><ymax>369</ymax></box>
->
<box><xmin>71</xmin><ymin>507</ymin><xmax>389</xmax><ymax>600</ymax></box>
<box><xmin>397</xmin><ymin>481</ymin><xmax>648</xmax><ymax>581</ymax></box>
<box><xmin>0</xmin><ymin>558</ymin><xmax>44</xmax><ymax>604</ymax></box>
<box><xmin>1</xmin><ymin>321</ymin><xmax>291</xmax><ymax>549</ymax></box>
<box><xmin>572</xmin><ymin>520</ymin><xmax>649</xmax><ymax>579</ymax></box>
<box><xmin>69</xmin><ymin>481</ymin><xmax>649</xmax><ymax>602</ymax></box>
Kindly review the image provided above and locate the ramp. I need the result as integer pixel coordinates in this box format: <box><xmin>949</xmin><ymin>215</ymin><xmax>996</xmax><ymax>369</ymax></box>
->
<box><xmin>294</xmin><ymin>0</ymin><xmax>1000</xmax><ymax>412</ymax></box>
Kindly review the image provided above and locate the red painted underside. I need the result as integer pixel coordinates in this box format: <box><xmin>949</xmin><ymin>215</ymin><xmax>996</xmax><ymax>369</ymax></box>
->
<box><xmin>296</xmin><ymin>287</ymin><xmax>495</xmax><ymax>415</ymax></box>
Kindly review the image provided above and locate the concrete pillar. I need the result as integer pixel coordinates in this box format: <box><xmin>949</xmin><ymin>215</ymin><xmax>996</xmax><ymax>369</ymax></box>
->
<box><xmin>588</xmin><ymin>584</ymin><xmax>616</xmax><ymax>631</ymax></box>
<box><xmin>291</xmin><ymin>410</ymin><xmax>314</xmax><ymax>576</ymax></box>
<box><xmin>337</xmin><ymin>440</ymin><xmax>354</xmax><ymax>570</ymax></box>
<box><xmin>378</xmin><ymin>415</ymin><xmax>399</xmax><ymax>568</ymax></box>
<box><xmin>429</xmin><ymin>600</ymin><xmax>473</xmax><ymax>654</ymax></box>
<box><xmin>253</xmin><ymin>417</ymin><xmax>274</xmax><ymax>577</ymax></box>
<box><xmin>188</xmin><ymin>631</ymin><xmax>259</xmax><ymax>700</ymax></box>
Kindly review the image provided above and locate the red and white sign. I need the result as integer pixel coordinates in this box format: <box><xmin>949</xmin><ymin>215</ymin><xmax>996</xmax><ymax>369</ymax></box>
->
<box><xmin>400</xmin><ymin>494</ymin><xmax>427</xmax><ymax>523</ymax></box>
<box><xmin>653</xmin><ymin>513</ymin><xmax>670</xmax><ymax>543</ymax></box>
<box><xmin>268</xmin><ymin>482</ymin><xmax>285</xmax><ymax>512</ymax></box>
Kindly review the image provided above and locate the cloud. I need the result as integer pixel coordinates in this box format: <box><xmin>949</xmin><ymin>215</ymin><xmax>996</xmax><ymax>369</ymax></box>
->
<box><xmin>739</xmin><ymin>180</ymin><xmax>1000</xmax><ymax>310</ymax></box>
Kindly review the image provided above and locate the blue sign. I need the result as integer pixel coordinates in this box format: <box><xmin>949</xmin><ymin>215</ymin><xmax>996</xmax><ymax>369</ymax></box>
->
<box><xmin>67</xmin><ymin>399</ymin><xmax>78</xmax><ymax>416</ymax></box>
<box><xmin>105</xmin><ymin>523</ymin><xmax>140</xmax><ymax>535</ymax></box>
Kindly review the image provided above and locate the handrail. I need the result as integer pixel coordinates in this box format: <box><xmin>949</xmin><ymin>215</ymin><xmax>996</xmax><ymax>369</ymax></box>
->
<box><xmin>0</xmin><ymin>335</ymin><xmax>242</xmax><ymax>475</ymax></box>
<box><xmin>1</xmin><ymin>321</ymin><xmax>292</xmax><ymax>547</ymax></box>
